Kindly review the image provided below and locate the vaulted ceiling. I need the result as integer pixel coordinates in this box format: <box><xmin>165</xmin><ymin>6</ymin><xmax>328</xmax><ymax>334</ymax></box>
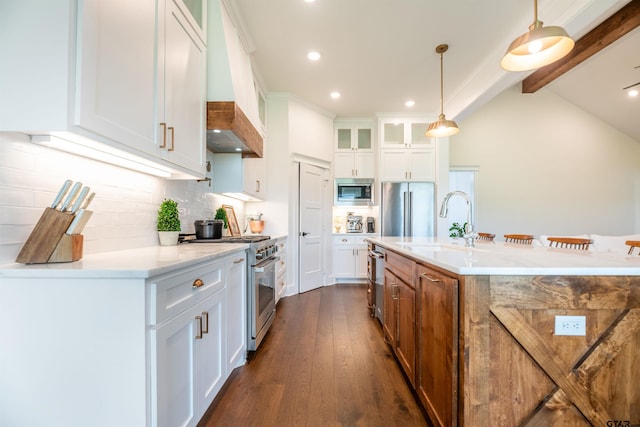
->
<box><xmin>227</xmin><ymin>0</ymin><xmax>639</xmax><ymax>142</ymax></box>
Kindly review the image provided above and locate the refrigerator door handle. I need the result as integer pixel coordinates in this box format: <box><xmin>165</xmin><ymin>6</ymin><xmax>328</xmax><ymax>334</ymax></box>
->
<box><xmin>403</xmin><ymin>191</ymin><xmax>410</xmax><ymax>237</ymax></box>
<box><xmin>407</xmin><ymin>191</ymin><xmax>413</xmax><ymax>236</ymax></box>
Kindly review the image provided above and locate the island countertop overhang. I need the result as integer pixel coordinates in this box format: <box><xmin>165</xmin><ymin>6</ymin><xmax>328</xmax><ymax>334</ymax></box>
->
<box><xmin>366</xmin><ymin>236</ymin><xmax>640</xmax><ymax>276</ymax></box>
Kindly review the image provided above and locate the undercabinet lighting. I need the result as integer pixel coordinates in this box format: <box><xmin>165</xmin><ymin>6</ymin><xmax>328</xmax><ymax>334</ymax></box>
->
<box><xmin>222</xmin><ymin>192</ymin><xmax>261</xmax><ymax>202</ymax></box>
<box><xmin>235</xmin><ymin>147</ymin><xmax>242</xmax><ymax>151</ymax></box>
<box><xmin>405</xmin><ymin>100</ymin><xmax>415</xmax><ymax>107</ymax></box>
<box><xmin>32</xmin><ymin>133</ymin><xmax>174</xmax><ymax>178</ymax></box>
<box><xmin>308</xmin><ymin>51</ymin><xmax>321</xmax><ymax>61</ymax></box>
<box><xmin>213</xmin><ymin>129</ymin><xmax>222</xmax><ymax>133</ymax></box>
<box><xmin>330</xmin><ymin>91</ymin><xmax>341</xmax><ymax>99</ymax></box>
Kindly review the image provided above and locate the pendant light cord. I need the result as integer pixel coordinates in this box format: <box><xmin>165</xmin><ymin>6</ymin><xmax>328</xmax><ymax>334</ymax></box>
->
<box><xmin>439</xmin><ymin>50</ymin><xmax>444</xmax><ymax>116</ymax></box>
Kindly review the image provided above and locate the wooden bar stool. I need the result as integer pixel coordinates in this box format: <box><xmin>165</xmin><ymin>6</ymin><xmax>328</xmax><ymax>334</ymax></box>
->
<box><xmin>626</xmin><ymin>240</ymin><xmax>640</xmax><ymax>255</ymax></box>
<box><xmin>477</xmin><ymin>233</ymin><xmax>495</xmax><ymax>241</ymax></box>
<box><xmin>547</xmin><ymin>237</ymin><xmax>593</xmax><ymax>250</ymax></box>
<box><xmin>504</xmin><ymin>234</ymin><xmax>534</xmax><ymax>245</ymax></box>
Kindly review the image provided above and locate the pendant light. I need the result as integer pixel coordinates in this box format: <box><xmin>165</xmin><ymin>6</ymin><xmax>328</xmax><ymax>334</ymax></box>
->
<box><xmin>501</xmin><ymin>0</ymin><xmax>574</xmax><ymax>71</ymax></box>
<box><xmin>426</xmin><ymin>44</ymin><xmax>459</xmax><ymax>138</ymax></box>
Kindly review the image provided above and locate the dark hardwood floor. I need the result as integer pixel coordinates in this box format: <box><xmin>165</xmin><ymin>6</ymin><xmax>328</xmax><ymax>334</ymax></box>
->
<box><xmin>199</xmin><ymin>283</ymin><xmax>431</xmax><ymax>426</ymax></box>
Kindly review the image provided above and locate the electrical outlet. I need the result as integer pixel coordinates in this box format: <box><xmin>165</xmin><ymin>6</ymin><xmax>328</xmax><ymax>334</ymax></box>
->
<box><xmin>555</xmin><ymin>315</ymin><xmax>586</xmax><ymax>336</ymax></box>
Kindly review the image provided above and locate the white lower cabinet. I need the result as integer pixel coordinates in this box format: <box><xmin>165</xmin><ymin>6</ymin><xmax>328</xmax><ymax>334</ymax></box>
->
<box><xmin>0</xmin><ymin>249</ymin><xmax>248</xmax><ymax>427</ymax></box>
<box><xmin>225</xmin><ymin>255</ymin><xmax>247</xmax><ymax>372</ymax></box>
<box><xmin>154</xmin><ymin>289</ymin><xmax>225</xmax><ymax>427</ymax></box>
<box><xmin>333</xmin><ymin>235</ymin><xmax>369</xmax><ymax>279</ymax></box>
<box><xmin>152</xmin><ymin>251</ymin><xmax>247</xmax><ymax>427</ymax></box>
<box><xmin>275</xmin><ymin>237</ymin><xmax>288</xmax><ymax>302</ymax></box>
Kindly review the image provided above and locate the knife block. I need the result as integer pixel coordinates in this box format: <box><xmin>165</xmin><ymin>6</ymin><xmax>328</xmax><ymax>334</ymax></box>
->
<box><xmin>48</xmin><ymin>234</ymin><xmax>84</xmax><ymax>263</ymax></box>
<box><xmin>15</xmin><ymin>207</ymin><xmax>82</xmax><ymax>264</ymax></box>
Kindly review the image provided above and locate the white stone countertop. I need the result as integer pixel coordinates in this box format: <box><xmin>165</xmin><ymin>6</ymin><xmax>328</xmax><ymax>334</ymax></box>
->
<box><xmin>0</xmin><ymin>242</ymin><xmax>249</xmax><ymax>279</ymax></box>
<box><xmin>366</xmin><ymin>236</ymin><xmax>640</xmax><ymax>276</ymax></box>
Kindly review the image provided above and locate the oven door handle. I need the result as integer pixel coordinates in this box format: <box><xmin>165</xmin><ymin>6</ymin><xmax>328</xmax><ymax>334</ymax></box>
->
<box><xmin>254</xmin><ymin>256</ymin><xmax>278</xmax><ymax>272</ymax></box>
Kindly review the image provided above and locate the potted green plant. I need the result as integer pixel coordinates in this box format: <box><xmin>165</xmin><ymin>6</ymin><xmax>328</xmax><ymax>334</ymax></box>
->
<box><xmin>157</xmin><ymin>198</ymin><xmax>181</xmax><ymax>246</ymax></box>
<box><xmin>214</xmin><ymin>207</ymin><xmax>228</xmax><ymax>235</ymax></box>
<box><xmin>449</xmin><ymin>222</ymin><xmax>467</xmax><ymax>238</ymax></box>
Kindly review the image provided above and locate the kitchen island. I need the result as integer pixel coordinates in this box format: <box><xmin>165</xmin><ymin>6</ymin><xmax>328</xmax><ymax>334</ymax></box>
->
<box><xmin>0</xmin><ymin>243</ymin><xmax>249</xmax><ymax>427</ymax></box>
<box><xmin>368</xmin><ymin>236</ymin><xmax>640</xmax><ymax>427</ymax></box>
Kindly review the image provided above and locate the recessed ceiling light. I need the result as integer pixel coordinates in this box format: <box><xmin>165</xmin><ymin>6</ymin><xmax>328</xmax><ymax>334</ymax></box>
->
<box><xmin>629</xmin><ymin>89</ymin><xmax>639</xmax><ymax>97</ymax></box>
<box><xmin>308</xmin><ymin>51</ymin><xmax>321</xmax><ymax>61</ymax></box>
<box><xmin>330</xmin><ymin>91</ymin><xmax>341</xmax><ymax>99</ymax></box>
<box><xmin>405</xmin><ymin>100</ymin><xmax>415</xmax><ymax>107</ymax></box>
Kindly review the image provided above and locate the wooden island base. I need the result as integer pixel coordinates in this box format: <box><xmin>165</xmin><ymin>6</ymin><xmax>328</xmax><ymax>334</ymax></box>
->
<box><xmin>463</xmin><ymin>275</ymin><xmax>640</xmax><ymax>426</ymax></box>
<box><xmin>379</xmin><ymin>243</ymin><xmax>640</xmax><ymax>427</ymax></box>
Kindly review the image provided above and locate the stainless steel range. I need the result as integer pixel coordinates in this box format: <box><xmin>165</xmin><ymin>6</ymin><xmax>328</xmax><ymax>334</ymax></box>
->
<box><xmin>243</xmin><ymin>236</ymin><xmax>278</xmax><ymax>351</ymax></box>
<box><xmin>188</xmin><ymin>234</ymin><xmax>278</xmax><ymax>351</ymax></box>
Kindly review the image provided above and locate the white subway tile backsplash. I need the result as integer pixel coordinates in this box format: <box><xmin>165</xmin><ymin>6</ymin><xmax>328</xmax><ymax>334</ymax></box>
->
<box><xmin>0</xmin><ymin>133</ymin><xmax>244</xmax><ymax>265</ymax></box>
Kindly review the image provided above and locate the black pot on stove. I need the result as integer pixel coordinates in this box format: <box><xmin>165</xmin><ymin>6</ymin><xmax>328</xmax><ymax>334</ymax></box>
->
<box><xmin>194</xmin><ymin>219</ymin><xmax>223</xmax><ymax>239</ymax></box>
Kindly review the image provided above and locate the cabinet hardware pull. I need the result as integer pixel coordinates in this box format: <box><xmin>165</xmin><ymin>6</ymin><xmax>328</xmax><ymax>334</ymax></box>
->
<box><xmin>234</xmin><ymin>258</ymin><xmax>244</xmax><ymax>264</ymax></box>
<box><xmin>192</xmin><ymin>278</ymin><xmax>204</xmax><ymax>288</ymax></box>
<box><xmin>195</xmin><ymin>315</ymin><xmax>202</xmax><ymax>339</ymax></box>
<box><xmin>256</xmin><ymin>180</ymin><xmax>260</xmax><ymax>193</ymax></box>
<box><xmin>420</xmin><ymin>273</ymin><xmax>441</xmax><ymax>282</ymax></box>
<box><xmin>159</xmin><ymin>122</ymin><xmax>167</xmax><ymax>148</ymax></box>
<box><xmin>392</xmin><ymin>283</ymin><xmax>399</xmax><ymax>300</ymax></box>
<box><xmin>202</xmin><ymin>311</ymin><xmax>209</xmax><ymax>334</ymax></box>
<box><xmin>168</xmin><ymin>126</ymin><xmax>175</xmax><ymax>151</ymax></box>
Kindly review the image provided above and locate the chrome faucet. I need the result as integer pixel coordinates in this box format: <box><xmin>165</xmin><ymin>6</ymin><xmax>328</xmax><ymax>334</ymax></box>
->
<box><xmin>439</xmin><ymin>191</ymin><xmax>477</xmax><ymax>247</ymax></box>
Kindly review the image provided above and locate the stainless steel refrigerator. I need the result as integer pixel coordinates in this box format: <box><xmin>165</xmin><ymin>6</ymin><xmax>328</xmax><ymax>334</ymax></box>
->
<box><xmin>380</xmin><ymin>182</ymin><xmax>435</xmax><ymax>237</ymax></box>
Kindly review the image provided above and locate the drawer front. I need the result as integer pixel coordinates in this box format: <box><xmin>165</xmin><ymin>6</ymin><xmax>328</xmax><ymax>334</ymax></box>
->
<box><xmin>353</xmin><ymin>236</ymin><xmax>369</xmax><ymax>246</ymax></box>
<box><xmin>386</xmin><ymin>249</ymin><xmax>416</xmax><ymax>287</ymax></box>
<box><xmin>334</xmin><ymin>235</ymin><xmax>355</xmax><ymax>245</ymax></box>
<box><xmin>275</xmin><ymin>251</ymin><xmax>287</xmax><ymax>276</ymax></box>
<box><xmin>148</xmin><ymin>260</ymin><xmax>225</xmax><ymax>326</ymax></box>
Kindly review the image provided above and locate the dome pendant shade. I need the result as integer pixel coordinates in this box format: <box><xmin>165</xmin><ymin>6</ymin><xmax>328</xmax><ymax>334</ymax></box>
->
<box><xmin>426</xmin><ymin>113</ymin><xmax>459</xmax><ymax>137</ymax></box>
<box><xmin>501</xmin><ymin>1</ymin><xmax>574</xmax><ymax>71</ymax></box>
<box><xmin>426</xmin><ymin>44</ymin><xmax>459</xmax><ymax>138</ymax></box>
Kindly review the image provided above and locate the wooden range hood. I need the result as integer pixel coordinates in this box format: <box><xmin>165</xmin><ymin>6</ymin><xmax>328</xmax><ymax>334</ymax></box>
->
<box><xmin>206</xmin><ymin>101</ymin><xmax>263</xmax><ymax>158</ymax></box>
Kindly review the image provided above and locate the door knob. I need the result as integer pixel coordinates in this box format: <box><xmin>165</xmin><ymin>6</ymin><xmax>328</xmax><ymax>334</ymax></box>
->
<box><xmin>300</xmin><ymin>231</ymin><xmax>309</xmax><ymax>236</ymax></box>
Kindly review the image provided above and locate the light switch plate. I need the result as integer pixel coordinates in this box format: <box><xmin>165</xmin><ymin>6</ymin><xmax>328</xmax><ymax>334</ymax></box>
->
<box><xmin>555</xmin><ymin>315</ymin><xmax>586</xmax><ymax>336</ymax></box>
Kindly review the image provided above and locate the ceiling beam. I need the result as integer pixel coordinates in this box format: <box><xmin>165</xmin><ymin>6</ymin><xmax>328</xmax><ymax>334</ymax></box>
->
<box><xmin>522</xmin><ymin>0</ymin><xmax>640</xmax><ymax>93</ymax></box>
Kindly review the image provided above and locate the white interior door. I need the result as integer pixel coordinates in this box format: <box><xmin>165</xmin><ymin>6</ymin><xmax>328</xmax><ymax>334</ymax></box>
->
<box><xmin>299</xmin><ymin>163</ymin><xmax>325</xmax><ymax>293</ymax></box>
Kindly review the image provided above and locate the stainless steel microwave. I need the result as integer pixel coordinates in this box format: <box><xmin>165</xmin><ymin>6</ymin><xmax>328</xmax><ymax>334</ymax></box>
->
<box><xmin>335</xmin><ymin>178</ymin><xmax>374</xmax><ymax>206</ymax></box>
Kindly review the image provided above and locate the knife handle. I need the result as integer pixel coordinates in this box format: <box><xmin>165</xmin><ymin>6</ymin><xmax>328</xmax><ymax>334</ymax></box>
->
<box><xmin>70</xmin><ymin>187</ymin><xmax>90</xmax><ymax>214</ymax></box>
<box><xmin>51</xmin><ymin>180</ymin><xmax>72</xmax><ymax>209</ymax></box>
<box><xmin>61</xmin><ymin>182</ymin><xmax>82</xmax><ymax>212</ymax></box>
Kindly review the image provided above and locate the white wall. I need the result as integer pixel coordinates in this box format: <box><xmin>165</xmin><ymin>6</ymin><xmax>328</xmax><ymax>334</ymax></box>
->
<box><xmin>0</xmin><ymin>133</ymin><xmax>245</xmax><ymax>265</ymax></box>
<box><xmin>451</xmin><ymin>85</ymin><xmax>640</xmax><ymax>239</ymax></box>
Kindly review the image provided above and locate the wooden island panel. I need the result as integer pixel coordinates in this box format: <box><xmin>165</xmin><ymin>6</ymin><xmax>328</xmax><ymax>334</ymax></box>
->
<box><xmin>463</xmin><ymin>275</ymin><xmax>640</xmax><ymax>426</ymax></box>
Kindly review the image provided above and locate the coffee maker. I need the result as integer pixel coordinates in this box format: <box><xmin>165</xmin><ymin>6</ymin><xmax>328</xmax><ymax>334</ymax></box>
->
<box><xmin>366</xmin><ymin>216</ymin><xmax>375</xmax><ymax>233</ymax></box>
<box><xmin>346</xmin><ymin>213</ymin><xmax>363</xmax><ymax>233</ymax></box>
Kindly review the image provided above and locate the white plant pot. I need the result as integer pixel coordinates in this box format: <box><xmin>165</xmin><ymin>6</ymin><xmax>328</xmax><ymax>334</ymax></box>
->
<box><xmin>158</xmin><ymin>231</ymin><xmax>179</xmax><ymax>246</ymax></box>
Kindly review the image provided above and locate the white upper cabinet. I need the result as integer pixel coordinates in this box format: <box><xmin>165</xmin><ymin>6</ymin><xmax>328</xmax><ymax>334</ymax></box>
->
<box><xmin>210</xmin><ymin>152</ymin><xmax>266</xmax><ymax>200</ymax></box>
<box><xmin>334</xmin><ymin>120</ymin><xmax>375</xmax><ymax>178</ymax></box>
<box><xmin>0</xmin><ymin>0</ymin><xmax>206</xmax><ymax>178</ymax></box>
<box><xmin>75</xmin><ymin>0</ymin><xmax>157</xmax><ymax>155</ymax></box>
<box><xmin>378</xmin><ymin>116</ymin><xmax>436</xmax><ymax>182</ymax></box>
<box><xmin>379</xmin><ymin>118</ymin><xmax>434</xmax><ymax>149</ymax></box>
<box><xmin>157</xmin><ymin>0</ymin><xmax>207</xmax><ymax>175</ymax></box>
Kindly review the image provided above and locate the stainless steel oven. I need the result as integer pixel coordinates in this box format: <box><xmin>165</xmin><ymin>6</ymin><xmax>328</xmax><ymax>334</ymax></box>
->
<box><xmin>249</xmin><ymin>242</ymin><xmax>277</xmax><ymax>351</ymax></box>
